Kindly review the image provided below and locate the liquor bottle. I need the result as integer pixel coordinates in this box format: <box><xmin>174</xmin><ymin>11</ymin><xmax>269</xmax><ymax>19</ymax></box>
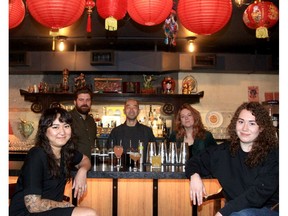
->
<box><xmin>138</xmin><ymin>141</ymin><xmax>144</xmax><ymax>164</ymax></box>
<box><xmin>148</xmin><ymin>105</ymin><xmax>153</xmax><ymax>121</ymax></box>
<box><xmin>125</xmin><ymin>140</ymin><xmax>134</xmax><ymax>168</ymax></box>
<box><xmin>91</xmin><ymin>139</ymin><xmax>99</xmax><ymax>171</ymax></box>
<box><xmin>108</xmin><ymin>140</ymin><xmax>115</xmax><ymax>167</ymax></box>
<box><xmin>162</xmin><ymin>121</ymin><xmax>168</xmax><ymax>139</ymax></box>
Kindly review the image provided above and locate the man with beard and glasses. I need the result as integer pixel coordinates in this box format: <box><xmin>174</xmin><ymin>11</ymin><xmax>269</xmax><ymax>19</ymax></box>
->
<box><xmin>69</xmin><ymin>87</ymin><xmax>96</xmax><ymax>158</ymax></box>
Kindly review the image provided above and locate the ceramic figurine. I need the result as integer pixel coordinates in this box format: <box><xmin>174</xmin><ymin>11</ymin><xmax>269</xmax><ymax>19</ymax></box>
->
<box><xmin>162</xmin><ymin>77</ymin><xmax>175</xmax><ymax>94</ymax></box>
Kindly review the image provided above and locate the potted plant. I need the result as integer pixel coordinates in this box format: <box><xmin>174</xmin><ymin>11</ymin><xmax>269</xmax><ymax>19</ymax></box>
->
<box><xmin>141</xmin><ymin>75</ymin><xmax>156</xmax><ymax>94</ymax></box>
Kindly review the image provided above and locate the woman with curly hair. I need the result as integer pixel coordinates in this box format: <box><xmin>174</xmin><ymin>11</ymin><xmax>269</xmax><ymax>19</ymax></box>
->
<box><xmin>168</xmin><ymin>103</ymin><xmax>217</xmax><ymax>158</ymax></box>
<box><xmin>9</xmin><ymin>107</ymin><xmax>98</xmax><ymax>216</ymax></box>
<box><xmin>185</xmin><ymin>102</ymin><xmax>279</xmax><ymax>216</ymax></box>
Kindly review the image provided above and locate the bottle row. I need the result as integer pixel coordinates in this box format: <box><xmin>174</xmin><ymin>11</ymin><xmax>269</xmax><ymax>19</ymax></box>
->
<box><xmin>90</xmin><ymin>140</ymin><xmax>189</xmax><ymax>172</ymax></box>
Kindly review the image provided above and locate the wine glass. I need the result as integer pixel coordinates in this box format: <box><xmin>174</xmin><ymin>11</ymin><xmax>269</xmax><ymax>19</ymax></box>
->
<box><xmin>130</xmin><ymin>152</ymin><xmax>141</xmax><ymax>171</ymax></box>
<box><xmin>113</xmin><ymin>145</ymin><xmax>123</xmax><ymax>169</ymax></box>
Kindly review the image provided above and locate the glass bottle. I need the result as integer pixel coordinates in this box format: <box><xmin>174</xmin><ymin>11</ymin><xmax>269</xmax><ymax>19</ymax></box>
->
<box><xmin>162</xmin><ymin>121</ymin><xmax>168</xmax><ymax>139</ymax></box>
<box><xmin>108</xmin><ymin>140</ymin><xmax>115</xmax><ymax>167</ymax></box>
<box><xmin>91</xmin><ymin>139</ymin><xmax>100</xmax><ymax>171</ymax></box>
<box><xmin>138</xmin><ymin>141</ymin><xmax>144</xmax><ymax>164</ymax></box>
<box><xmin>125</xmin><ymin>140</ymin><xmax>134</xmax><ymax>169</ymax></box>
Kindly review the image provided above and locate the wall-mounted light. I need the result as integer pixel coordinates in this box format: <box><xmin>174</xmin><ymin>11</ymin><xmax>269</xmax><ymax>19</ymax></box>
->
<box><xmin>57</xmin><ymin>36</ymin><xmax>67</xmax><ymax>52</ymax></box>
<box><xmin>186</xmin><ymin>36</ymin><xmax>196</xmax><ymax>53</ymax></box>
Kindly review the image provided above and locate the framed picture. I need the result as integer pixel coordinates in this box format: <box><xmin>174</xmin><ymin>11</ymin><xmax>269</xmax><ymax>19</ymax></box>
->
<box><xmin>248</xmin><ymin>86</ymin><xmax>259</xmax><ymax>102</ymax></box>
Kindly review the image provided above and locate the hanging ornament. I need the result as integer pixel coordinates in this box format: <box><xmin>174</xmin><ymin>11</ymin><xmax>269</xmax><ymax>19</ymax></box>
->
<box><xmin>9</xmin><ymin>0</ymin><xmax>25</xmax><ymax>29</ymax></box>
<box><xmin>177</xmin><ymin>0</ymin><xmax>232</xmax><ymax>35</ymax></box>
<box><xmin>163</xmin><ymin>1</ymin><xmax>178</xmax><ymax>46</ymax></box>
<box><xmin>96</xmin><ymin>0</ymin><xmax>127</xmax><ymax>31</ymax></box>
<box><xmin>128</xmin><ymin>0</ymin><xmax>173</xmax><ymax>26</ymax></box>
<box><xmin>85</xmin><ymin>0</ymin><xmax>95</xmax><ymax>33</ymax></box>
<box><xmin>243</xmin><ymin>0</ymin><xmax>279</xmax><ymax>38</ymax></box>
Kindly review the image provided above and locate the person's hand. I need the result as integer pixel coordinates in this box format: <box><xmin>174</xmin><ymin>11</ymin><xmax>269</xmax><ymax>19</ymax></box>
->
<box><xmin>72</xmin><ymin>168</ymin><xmax>88</xmax><ymax>201</ymax></box>
<box><xmin>189</xmin><ymin>173</ymin><xmax>207</xmax><ymax>206</ymax></box>
<box><xmin>215</xmin><ymin>212</ymin><xmax>223</xmax><ymax>216</ymax></box>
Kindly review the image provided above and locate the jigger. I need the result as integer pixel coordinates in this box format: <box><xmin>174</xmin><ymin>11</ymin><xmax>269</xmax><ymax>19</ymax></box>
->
<box><xmin>178</xmin><ymin>142</ymin><xmax>189</xmax><ymax>164</ymax></box>
<box><xmin>146</xmin><ymin>142</ymin><xmax>156</xmax><ymax>164</ymax></box>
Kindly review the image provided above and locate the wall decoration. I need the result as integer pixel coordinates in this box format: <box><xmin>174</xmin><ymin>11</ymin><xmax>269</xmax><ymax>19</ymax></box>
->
<box><xmin>248</xmin><ymin>86</ymin><xmax>259</xmax><ymax>102</ymax></box>
<box><xmin>182</xmin><ymin>75</ymin><xmax>197</xmax><ymax>94</ymax></box>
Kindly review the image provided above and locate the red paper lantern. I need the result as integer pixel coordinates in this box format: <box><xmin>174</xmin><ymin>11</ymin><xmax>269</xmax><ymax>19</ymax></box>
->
<box><xmin>9</xmin><ymin>0</ymin><xmax>25</xmax><ymax>29</ymax></box>
<box><xmin>177</xmin><ymin>0</ymin><xmax>232</xmax><ymax>35</ymax></box>
<box><xmin>26</xmin><ymin>0</ymin><xmax>86</xmax><ymax>30</ymax></box>
<box><xmin>127</xmin><ymin>0</ymin><xmax>173</xmax><ymax>26</ymax></box>
<box><xmin>97</xmin><ymin>0</ymin><xmax>127</xmax><ymax>31</ymax></box>
<box><xmin>243</xmin><ymin>1</ymin><xmax>279</xmax><ymax>38</ymax></box>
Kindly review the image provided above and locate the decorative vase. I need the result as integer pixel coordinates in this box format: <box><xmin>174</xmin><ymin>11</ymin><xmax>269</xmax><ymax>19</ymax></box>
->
<box><xmin>162</xmin><ymin>77</ymin><xmax>175</xmax><ymax>94</ymax></box>
<box><xmin>18</xmin><ymin>119</ymin><xmax>34</xmax><ymax>138</ymax></box>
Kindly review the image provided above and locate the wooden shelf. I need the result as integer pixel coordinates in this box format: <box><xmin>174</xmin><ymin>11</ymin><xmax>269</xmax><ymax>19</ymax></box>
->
<box><xmin>20</xmin><ymin>89</ymin><xmax>204</xmax><ymax>113</ymax></box>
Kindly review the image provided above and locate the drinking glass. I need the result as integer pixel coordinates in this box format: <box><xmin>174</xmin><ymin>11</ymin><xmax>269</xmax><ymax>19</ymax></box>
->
<box><xmin>113</xmin><ymin>145</ymin><xmax>123</xmax><ymax>169</ymax></box>
<box><xmin>158</xmin><ymin>142</ymin><xmax>167</xmax><ymax>164</ymax></box>
<box><xmin>146</xmin><ymin>142</ymin><xmax>156</xmax><ymax>164</ymax></box>
<box><xmin>168</xmin><ymin>142</ymin><xmax>178</xmax><ymax>164</ymax></box>
<box><xmin>178</xmin><ymin>142</ymin><xmax>189</xmax><ymax>164</ymax></box>
<box><xmin>130</xmin><ymin>152</ymin><xmax>141</xmax><ymax>171</ymax></box>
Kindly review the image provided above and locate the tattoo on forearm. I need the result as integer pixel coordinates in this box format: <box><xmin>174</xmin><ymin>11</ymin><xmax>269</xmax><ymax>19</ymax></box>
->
<box><xmin>24</xmin><ymin>194</ymin><xmax>73</xmax><ymax>213</ymax></box>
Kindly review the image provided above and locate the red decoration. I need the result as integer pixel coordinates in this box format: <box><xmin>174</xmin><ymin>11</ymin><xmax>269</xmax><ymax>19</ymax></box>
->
<box><xmin>177</xmin><ymin>0</ymin><xmax>232</xmax><ymax>35</ymax></box>
<box><xmin>96</xmin><ymin>0</ymin><xmax>127</xmax><ymax>31</ymax></box>
<box><xmin>26</xmin><ymin>0</ymin><xmax>86</xmax><ymax>30</ymax></box>
<box><xmin>243</xmin><ymin>1</ymin><xmax>279</xmax><ymax>38</ymax></box>
<box><xmin>127</xmin><ymin>0</ymin><xmax>173</xmax><ymax>26</ymax></box>
<box><xmin>9</xmin><ymin>0</ymin><xmax>25</xmax><ymax>29</ymax></box>
<box><xmin>85</xmin><ymin>0</ymin><xmax>96</xmax><ymax>32</ymax></box>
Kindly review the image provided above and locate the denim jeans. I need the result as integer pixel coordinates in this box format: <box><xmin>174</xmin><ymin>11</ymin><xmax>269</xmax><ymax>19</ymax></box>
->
<box><xmin>229</xmin><ymin>207</ymin><xmax>278</xmax><ymax>216</ymax></box>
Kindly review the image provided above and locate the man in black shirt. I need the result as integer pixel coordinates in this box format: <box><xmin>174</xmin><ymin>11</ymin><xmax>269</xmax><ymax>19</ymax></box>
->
<box><xmin>108</xmin><ymin>99</ymin><xmax>156</xmax><ymax>163</ymax></box>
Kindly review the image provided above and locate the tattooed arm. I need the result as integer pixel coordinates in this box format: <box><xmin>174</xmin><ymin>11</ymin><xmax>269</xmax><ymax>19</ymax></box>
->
<box><xmin>24</xmin><ymin>194</ymin><xmax>74</xmax><ymax>213</ymax></box>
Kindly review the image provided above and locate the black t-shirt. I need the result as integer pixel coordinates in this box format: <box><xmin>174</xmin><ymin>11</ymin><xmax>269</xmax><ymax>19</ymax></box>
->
<box><xmin>9</xmin><ymin>147</ymin><xmax>82</xmax><ymax>216</ymax></box>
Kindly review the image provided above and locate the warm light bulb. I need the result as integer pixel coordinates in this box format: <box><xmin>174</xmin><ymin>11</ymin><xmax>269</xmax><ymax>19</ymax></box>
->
<box><xmin>234</xmin><ymin>0</ymin><xmax>244</xmax><ymax>7</ymax></box>
<box><xmin>188</xmin><ymin>41</ymin><xmax>195</xmax><ymax>52</ymax></box>
<box><xmin>59</xmin><ymin>41</ymin><xmax>65</xmax><ymax>51</ymax></box>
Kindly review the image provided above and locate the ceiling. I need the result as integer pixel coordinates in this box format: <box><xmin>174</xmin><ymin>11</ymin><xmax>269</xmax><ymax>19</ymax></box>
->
<box><xmin>9</xmin><ymin>0</ymin><xmax>279</xmax><ymax>56</ymax></box>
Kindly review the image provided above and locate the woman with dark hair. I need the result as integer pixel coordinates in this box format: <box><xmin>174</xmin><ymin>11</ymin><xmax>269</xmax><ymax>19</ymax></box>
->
<box><xmin>9</xmin><ymin>107</ymin><xmax>97</xmax><ymax>216</ymax></box>
<box><xmin>168</xmin><ymin>103</ymin><xmax>217</xmax><ymax>158</ymax></box>
<box><xmin>185</xmin><ymin>102</ymin><xmax>279</xmax><ymax>216</ymax></box>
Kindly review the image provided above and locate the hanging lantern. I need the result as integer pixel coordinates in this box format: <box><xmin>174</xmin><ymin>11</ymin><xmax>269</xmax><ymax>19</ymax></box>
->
<box><xmin>9</xmin><ymin>0</ymin><xmax>25</xmax><ymax>29</ymax></box>
<box><xmin>26</xmin><ymin>0</ymin><xmax>86</xmax><ymax>50</ymax></box>
<box><xmin>26</xmin><ymin>0</ymin><xmax>86</xmax><ymax>30</ymax></box>
<box><xmin>243</xmin><ymin>0</ymin><xmax>279</xmax><ymax>38</ymax></box>
<box><xmin>96</xmin><ymin>0</ymin><xmax>127</xmax><ymax>31</ymax></box>
<box><xmin>177</xmin><ymin>0</ymin><xmax>232</xmax><ymax>35</ymax></box>
<box><xmin>85</xmin><ymin>0</ymin><xmax>95</xmax><ymax>33</ymax></box>
<box><xmin>128</xmin><ymin>0</ymin><xmax>173</xmax><ymax>26</ymax></box>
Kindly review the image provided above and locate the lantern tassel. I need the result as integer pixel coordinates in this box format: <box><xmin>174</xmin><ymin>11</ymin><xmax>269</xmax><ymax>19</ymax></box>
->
<box><xmin>256</xmin><ymin>27</ymin><xmax>269</xmax><ymax>38</ymax></box>
<box><xmin>87</xmin><ymin>14</ymin><xmax>92</xmax><ymax>32</ymax></box>
<box><xmin>52</xmin><ymin>37</ymin><xmax>56</xmax><ymax>51</ymax></box>
<box><xmin>105</xmin><ymin>17</ymin><xmax>117</xmax><ymax>31</ymax></box>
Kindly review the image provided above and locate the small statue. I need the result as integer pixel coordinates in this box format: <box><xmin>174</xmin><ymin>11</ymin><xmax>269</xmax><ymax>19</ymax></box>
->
<box><xmin>74</xmin><ymin>73</ymin><xmax>86</xmax><ymax>90</ymax></box>
<box><xmin>61</xmin><ymin>68</ymin><xmax>69</xmax><ymax>92</ymax></box>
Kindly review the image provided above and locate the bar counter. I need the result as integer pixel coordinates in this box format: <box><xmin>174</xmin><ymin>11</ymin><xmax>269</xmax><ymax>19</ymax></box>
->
<box><xmin>9</xmin><ymin>160</ymin><xmax>223</xmax><ymax>216</ymax></box>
